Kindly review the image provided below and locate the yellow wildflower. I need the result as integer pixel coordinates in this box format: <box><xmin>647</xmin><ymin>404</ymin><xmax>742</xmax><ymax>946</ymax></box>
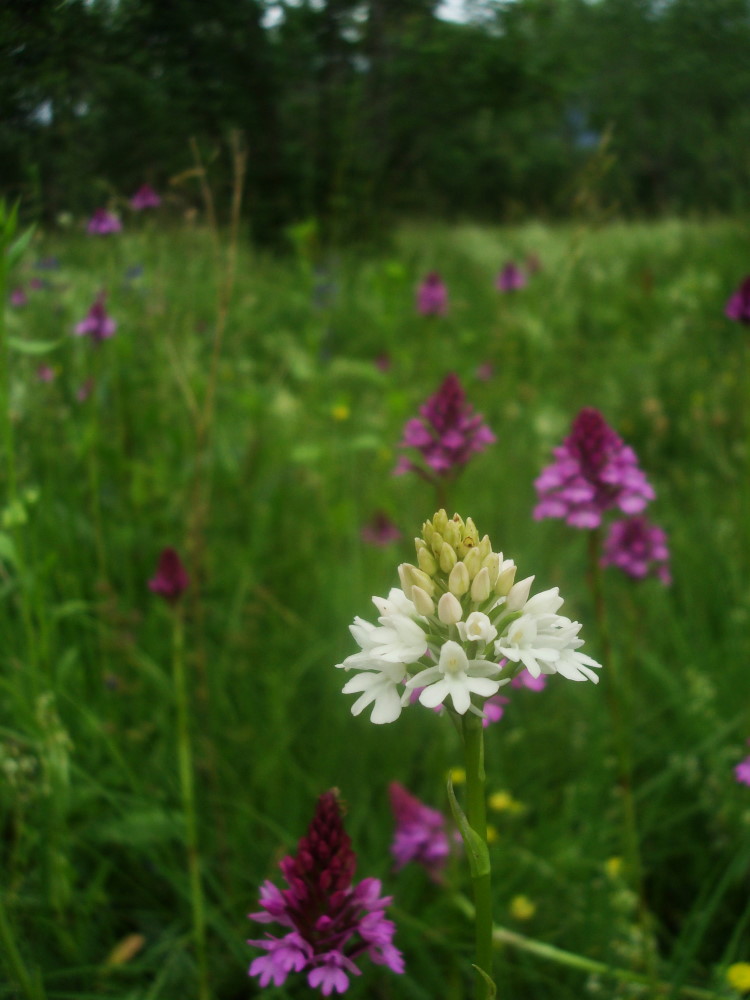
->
<box><xmin>448</xmin><ymin>767</ymin><xmax>466</xmax><ymax>785</ymax></box>
<box><xmin>331</xmin><ymin>404</ymin><xmax>350</xmax><ymax>421</ymax></box>
<box><xmin>727</xmin><ymin>964</ymin><xmax>750</xmax><ymax>993</ymax></box>
<box><xmin>605</xmin><ymin>857</ymin><xmax>624</xmax><ymax>880</ymax></box>
<box><xmin>510</xmin><ymin>895</ymin><xmax>536</xmax><ymax>921</ymax></box>
<box><xmin>488</xmin><ymin>790</ymin><xmax>524</xmax><ymax>814</ymax></box>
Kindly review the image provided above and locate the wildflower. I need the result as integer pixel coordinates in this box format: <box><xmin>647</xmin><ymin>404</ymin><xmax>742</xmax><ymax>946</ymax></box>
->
<box><xmin>735</xmin><ymin>756</ymin><xmax>750</xmax><ymax>787</ymax></box>
<box><xmin>482</xmin><ymin>694</ymin><xmax>509</xmax><ymax>726</ymax></box>
<box><xmin>331</xmin><ymin>404</ymin><xmax>350</xmax><ymax>421</ymax></box>
<box><xmin>87</xmin><ymin>208</ymin><xmax>122</xmax><ymax>235</ymax></box>
<box><xmin>509</xmin><ymin>895</ymin><xmax>536</xmax><ymax>920</ymax></box>
<box><xmin>534</xmin><ymin>408</ymin><xmax>655</xmax><ymax>529</ymax></box>
<box><xmin>601</xmin><ymin>516</ymin><xmax>671</xmax><ymax>584</ymax></box>
<box><xmin>76</xmin><ymin>378</ymin><xmax>94</xmax><ymax>402</ymax></box>
<box><xmin>486</xmin><ymin>825</ymin><xmax>498</xmax><ymax>844</ymax></box>
<box><xmin>130</xmin><ymin>184</ymin><xmax>161</xmax><ymax>211</ymax></box>
<box><xmin>10</xmin><ymin>287</ymin><xmax>27</xmax><ymax>307</ymax></box>
<box><xmin>416</xmin><ymin>272</ymin><xmax>448</xmax><ymax>316</ymax></box>
<box><xmin>725</xmin><ymin>276</ymin><xmax>750</xmax><ymax>324</ymax></box>
<box><xmin>148</xmin><ymin>548</ymin><xmax>190</xmax><ymax>603</ymax></box>
<box><xmin>248</xmin><ymin>790</ymin><xmax>404</xmax><ymax>994</ymax></box>
<box><xmin>727</xmin><ymin>963</ymin><xmax>750</xmax><ymax>993</ymax></box>
<box><xmin>361</xmin><ymin>512</ymin><xmax>401</xmax><ymax>547</ymax></box>
<box><xmin>29</xmin><ymin>277</ymin><xmax>47</xmax><ymax>291</ymax></box>
<box><xmin>389</xmin><ymin>782</ymin><xmax>451</xmax><ymax>879</ymax></box>
<box><xmin>604</xmin><ymin>857</ymin><xmax>624</xmax><ymax>880</ymax></box>
<box><xmin>74</xmin><ymin>293</ymin><xmax>117</xmax><ymax>344</ymax></box>
<box><xmin>337</xmin><ymin>511</ymin><xmax>601</xmax><ymax>724</ymax></box>
<box><xmin>475</xmin><ymin>362</ymin><xmax>494</xmax><ymax>382</ymax></box>
<box><xmin>394</xmin><ymin>374</ymin><xmax>495</xmax><ymax>481</ymax></box>
<box><xmin>36</xmin><ymin>365</ymin><xmax>55</xmax><ymax>383</ymax></box>
<box><xmin>511</xmin><ymin>670</ymin><xmax>547</xmax><ymax>692</ymax></box>
<box><xmin>449</xmin><ymin>767</ymin><xmax>465</xmax><ymax>785</ymax></box>
<box><xmin>495</xmin><ymin>262</ymin><xmax>526</xmax><ymax>292</ymax></box>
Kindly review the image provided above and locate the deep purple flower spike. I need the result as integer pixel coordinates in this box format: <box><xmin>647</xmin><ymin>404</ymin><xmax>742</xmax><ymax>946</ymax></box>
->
<box><xmin>416</xmin><ymin>272</ymin><xmax>448</xmax><ymax>316</ymax></box>
<box><xmin>534</xmin><ymin>408</ymin><xmax>655</xmax><ymax>529</ymax></box>
<box><xmin>248</xmin><ymin>790</ymin><xmax>404</xmax><ymax>994</ymax></box>
<box><xmin>74</xmin><ymin>293</ymin><xmax>117</xmax><ymax>344</ymax></box>
<box><xmin>601</xmin><ymin>516</ymin><xmax>671</xmax><ymax>584</ymax></box>
<box><xmin>87</xmin><ymin>208</ymin><xmax>122</xmax><ymax>235</ymax></box>
<box><xmin>495</xmin><ymin>262</ymin><xmax>527</xmax><ymax>292</ymax></box>
<box><xmin>148</xmin><ymin>548</ymin><xmax>190</xmax><ymax>603</ymax></box>
<box><xmin>394</xmin><ymin>373</ymin><xmax>495</xmax><ymax>480</ymax></box>
<box><xmin>735</xmin><ymin>756</ymin><xmax>750</xmax><ymax>787</ymax></box>
<box><xmin>725</xmin><ymin>276</ymin><xmax>750</xmax><ymax>324</ymax></box>
<box><xmin>361</xmin><ymin>512</ymin><xmax>401</xmax><ymax>547</ymax></box>
<box><xmin>389</xmin><ymin>782</ymin><xmax>450</xmax><ymax>879</ymax></box>
<box><xmin>130</xmin><ymin>184</ymin><xmax>162</xmax><ymax>211</ymax></box>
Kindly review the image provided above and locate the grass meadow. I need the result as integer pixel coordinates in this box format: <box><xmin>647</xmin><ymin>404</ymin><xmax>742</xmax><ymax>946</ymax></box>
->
<box><xmin>1</xmin><ymin>213</ymin><xmax>750</xmax><ymax>999</ymax></box>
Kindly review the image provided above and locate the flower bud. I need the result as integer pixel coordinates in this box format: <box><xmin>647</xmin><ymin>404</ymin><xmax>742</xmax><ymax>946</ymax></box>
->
<box><xmin>463</xmin><ymin>546</ymin><xmax>483</xmax><ymax>580</ymax></box>
<box><xmin>433</xmin><ymin>509</ymin><xmax>449</xmax><ymax>534</ymax></box>
<box><xmin>438</xmin><ymin>592</ymin><xmax>463</xmax><ymax>625</ymax></box>
<box><xmin>430</xmin><ymin>530</ymin><xmax>444</xmax><ymax>556</ymax></box>
<box><xmin>494</xmin><ymin>560</ymin><xmax>517</xmax><ymax>596</ymax></box>
<box><xmin>479</xmin><ymin>534</ymin><xmax>492</xmax><ymax>559</ymax></box>
<box><xmin>422</xmin><ymin>520</ymin><xmax>434</xmax><ymax>545</ymax></box>
<box><xmin>505</xmin><ymin>575</ymin><xmax>534</xmax><ymax>611</ymax></box>
<box><xmin>439</xmin><ymin>541</ymin><xmax>457</xmax><ymax>573</ymax></box>
<box><xmin>399</xmin><ymin>563</ymin><xmax>435</xmax><ymax>599</ymax></box>
<box><xmin>471</xmin><ymin>566</ymin><xmax>491</xmax><ymax>602</ymax></box>
<box><xmin>443</xmin><ymin>519</ymin><xmax>461</xmax><ymax>549</ymax></box>
<box><xmin>417</xmin><ymin>546</ymin><xmax>438</xmax><ymax>576</ymax></box>
<box><xmin>482</xmin><ymin>552</ymin><xmax>500</xmax><ymax>586</ymax></box>
<box><xmin>448</xmin><ymin>561</ymin><xmax>470</xmax><ymax>597</ymax></box>
<box><xmin>411</xmin><ymin>586</ymin><xmax>435</xmax><ymax>617</ymax></box>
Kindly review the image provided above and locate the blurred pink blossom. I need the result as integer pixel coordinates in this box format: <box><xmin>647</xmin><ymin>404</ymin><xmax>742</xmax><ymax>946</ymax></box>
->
<box><xmin>601</xmin><ymin>516</ymin><xmax>671</xmax><ymax>584</ymax></box>
<box><xmin>148</xmin><ymin>548</ymin><xmax>190</xmax><ymax>604</ymax></box>
<box><xmin>416</xmin><ymin>271</ymin><xmax>448</xmax><ymax>316</ymax></box>
<box><xmin>389</xmin><ymin>781</ymin><xmax>451</xmax><ymax>879</ymax></box>
<box><xmin>10</xmin><ymin>287</ymin><xmax>27</xmax><ymax>307</ymax></box>
<box><xmin>496</xmin><ymin>262</ymin><xmax>526</xmax><ymax>292</ymax></box>
<box><xmin>74</xmin><ymin>293</ymin><xmax>117</xmax><ymax>344</ymax></box>
<box><xmin>361</xmin><ymin>511</ymin><xmax>401</xmax><ymax>547</ymax></box>
<box><xmin>725</xmin><ymin>275</ymin><xmax>750</xmax><ymax>324</ymax></box>
<box><xmin>36</xmin><ymin>365</ymin><xmax>56</xmax><ymax>383</ymax></box>
<box><xmin>87</xmin><ymin>208</ymin><xmax>122</xmax><ymax>235</ymax></box>
<box><xmin>130</xmin><ymin>184</ymin><xmax>161</xmax><ymax>211</ymax></box>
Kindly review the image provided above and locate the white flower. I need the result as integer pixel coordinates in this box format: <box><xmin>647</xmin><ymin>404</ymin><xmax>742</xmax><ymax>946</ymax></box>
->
<box><xmin>494</xmin><ymin>588</ymin><xmax>601</xmax><ymax>683</ymax></box>
<box><xmin>339</xmin><ymin>592</ymin><xmax>428</xmax><ymax>668</ymax></box>
<box><xmin>457</xmin><ymin>611</ymin><xmax>497</xmax><ymax>646</ymax></box>
<box><xmin>341</xmin><ymin>660</ymin><xmax>408</xmax><ymax>724</ymax></box>
<box><xmin>405</xmin><ymin>640</ymin><xmax>506</xmax><ymax>715</ymax></box>
<box><xmin>371</xmin><ymin>588</ymin><xmax>417</xmax><ymax>619</ymax></box>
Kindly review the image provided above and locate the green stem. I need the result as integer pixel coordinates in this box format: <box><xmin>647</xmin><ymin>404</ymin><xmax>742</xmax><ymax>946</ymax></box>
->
<box><xmin>171</xmin><ymin>609</ymin><xmax>210</xmax><ymax>1000</ymax></box>
<box><xmin>453</xmin><ymin>894</ymin><xmax>723</xmax><ymax>1000</ymax></box>
<box><xmin>0</xmin><ymin>889</ymin><xmax>47</xmax><ymax>1000</ymax></box>
<box><xmin>462</xmin><ymin>712</ymin><xmax>495</xmax><ymax>999</ymax></box>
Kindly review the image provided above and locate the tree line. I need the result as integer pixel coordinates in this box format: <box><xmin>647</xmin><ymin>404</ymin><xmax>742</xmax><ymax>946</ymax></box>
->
<box><xmin>2</xmin><ymin>0</ymin><xmax>750</xmax><ymax>242</ymax></box>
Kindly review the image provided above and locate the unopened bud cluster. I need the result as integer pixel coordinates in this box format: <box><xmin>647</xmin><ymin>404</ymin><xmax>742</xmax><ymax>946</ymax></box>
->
<box><xmin>336</xmin><ymin>510</ymin><xmax>601</xmax><ymax>725</ymax></box>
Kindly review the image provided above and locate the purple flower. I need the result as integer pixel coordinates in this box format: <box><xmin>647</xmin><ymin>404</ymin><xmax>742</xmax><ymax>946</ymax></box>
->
<box><xmin>36</xmin><ymin>365</ymin><xmax>56</xmax><ymax>383</ymax></box>
<box><xmin>87</xmin><ymin>208</ymin><xmax>122</xmax><ymax>235</ymax></box>
<box><xmin>130</xmin><ymin>184</ymin><xmax>161</xmax><ymax>211</ymax></box>
<box><xmin>248</xmin><ymin>791</ymin><xmax>404</xmax><ymax>994</ymax></box>
<box><xmin>76</xmin><ymin>378</ymin><xmax>94</xmax><ymax>402</ymax></box>
<box><xmin>148</xmin><ymin>548</ymin><xmax>190</xmax><ymax>603</ymax></box>
<box><xmin>533</xmin><ymin>408</ymin><xmax>655</xmax><ymax>529</ymax></box>
<box><xmin>495</xmin><ymin>262</ymin><xmax>527</xmax><ymax>292</ymax></box>
<box><xmin>361</xmin><ymin>511</ymin><xmax>401</xmax><ymax>547</ymax></box>
<box><xmin>735</xmin><ymin>756</ymin><xmax>750</xmax><ymax>787</ymax></box>
<box><xmin>511</xmin><ymin>670</ymin><xmax>547</xmax><ymax>692</ymax></box>
<box><xmin>10</xmin><ymin>287</ymin><xmax>27</xmax><ymax>307</ymax></box>
<box><xmin>725</xmin><ymin>276</ymin><xmax>750</xmax><ymax>324</ymax></box>
<box><xmin>74</xmin><ymin>293</ymin><xmax>117</xmax><ymax>344</ymax></box>
<box><xmin>389</xmin><ymin>782</ymin><xmax>451</xmax><ymax>878</ymax></box>
<box><xmin>416</xmin><ymin>272</ymin><xmax>448</xmax><ymax>316</ymax></box>
<box><xmin>601</xmin><ymin>516</ymin><xmax>671</xmax><ymax>584</ymax></box>
<box><xmin>482</xmin><ymin>694</ymin><xmax>510</xmax><ymax>727</ymax></box>
<box><xmin>394</xmin><ymin>373</ymin><xmax>495</xmax><ymax>480</ymax></box>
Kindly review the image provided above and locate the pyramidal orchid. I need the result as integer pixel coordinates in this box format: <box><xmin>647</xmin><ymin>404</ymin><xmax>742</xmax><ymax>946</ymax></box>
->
<box><xmin>601</xmin><ymin>515</ymin><xmax>671</xmax><ymax>584</ymax></box>
<box><xmin>248</xmin><ymin>790</ymin><xmax>404</xmax><ymax>994</ymax></box>
<box><xmin>87</xmin><ymin>208</ymin><xmax>122</xmax><ymax>235</ymax></box>
<box><xmin>725</xmin><ymin>275</ymin><xmax>750</xmax><ymax>324</ymax></box>
<box><xmin>148</xmin><ymin>548</ymin><xmax>190</xmax><ymax>603</ymax></box>
<box><xmin>130</xmin><ymin>184</ymin><xmax>161</xmax><ymax>211</ymax></box>
<box><xmin>416</xmin><ymin>271</ymin><xmax>448</xmax><ymax>316</ymax></box>
<box><xmin>394</xmin><ymin>374</ymin><xmax>495</xmax><ymax>486</ymax></box>
<box><xmin>74</xmin><ymin>293</ymin><xmax>117</xmax><ymax>344</ymax></box>
<box><xmin>534</xmin><ymin>407</ymin><xmax>655</xmax><ymax>529</ymax></box>
<box><xmin>389</xmin><ymin>782</ymin><xmax>451</xmax><ymax>879</ymax></box>
<box><xmin>495</xmin><ymin>262</ymin><xmax>526</xmax><ymax>292</ymax></box>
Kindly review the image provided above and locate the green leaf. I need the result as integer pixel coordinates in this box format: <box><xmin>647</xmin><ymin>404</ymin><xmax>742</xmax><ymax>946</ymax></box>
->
<box><xmin>472</xmin><ymin>964</ymin><xmax>497</xmax><ymax>999</ymax></box>
<box><xmin>0</xmin><ymin>531</ymin><xmax>17</xmax><ymax>566</ymax></box>
<box><xmin>6</xmin><ymin>223</ymin><xmax>36</xmax><ymax>268</ymax></box>
<box><xmin>7</xmin><ymin>337</ymin><xmax>64</xmax><ymax>355</ymax></box>
<box><xmin>446</xmin><ymin>774</ymin><xmax>491</xmax><ymax>879</ymax></box>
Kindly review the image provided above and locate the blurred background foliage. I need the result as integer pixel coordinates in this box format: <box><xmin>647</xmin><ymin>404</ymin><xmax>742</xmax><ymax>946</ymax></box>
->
<box><xmin>3</xmin><ymin>0</ymin><xmax>750</xmax><ymax>242</ymax></box>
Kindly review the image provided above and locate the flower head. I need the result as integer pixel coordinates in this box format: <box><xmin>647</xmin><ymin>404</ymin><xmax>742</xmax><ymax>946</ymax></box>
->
<box><xmin>248</xmin><ymin>791</ymin><xmax>404</xmax><ymax>994</ymax></box>
<box><xmin>416</xmin><ymin>272</ymin><xmax>448</xmax><ymax>316</ymax></box>
<box><xmin>725</xmin><ymin>276</ymin><xmax>750</xmax><ymax>324</ymax></box>
<box><xmin>361</xmin><ymin>511</ymin><xmax>401</xmax><ymax>547</ymax></box>
<box><xmin>36</xmin><ymin>365</ymin><xmax>55</xmax><ymax>383</ymax></box>
<box><xmin>389</xmin><ymin>782</ymin><xmax>451</xmax><ymax>878</ymax></box>
<box><xmin>148</xmin><ymin>548</ymin><xmax>190</xmax><ymax>603</ymax></box>
<box><xmin>735</xmin><ymin>756</ymin><xmax>750</xmax><ymax>787</ymax></box>
<box><xmin>130</xmin><ymin>184</ymin><xmax>161</xmax><ymax>211</ymax></box>
<box><xmin>601</xmin><ymin>516</ymin><xmax>671</xmax><ymax>584</ymax></box>
<box><xmin>534</xmin><ymin>408</ymin><xmax>655</xmax><ymax>529</ymax></box>
<box><xmin>495</xmin><ymin>262</ymin><xmax>526</xmax><ymax>292</ymax></box>
<box><xmin>337</xmin><ymin>511</ymin><xmax>601</xmax><ymax>724</ymax></box>
<box><xmin>74</xmin><ymin>293</ymin><xmax>117</xmax><ymax>344</ymax></box>
<box><xmin>394</xmin><ymin>374</ymin><xmax>495</xmax><ymax>481</ymax></box>
<box><xmin>10</xmin><ymin>287</ymin><xmax>27</xmax><ymax>307</ymax></box>
<box><xmin>727</xmin><ymin>963</ymin><xmax>750</xmax><ymax>993</ymax></box>
<box><xmin>87</xmin><ymin>208</ymin><xmax>122</xmax><ymax>235</ymax></box>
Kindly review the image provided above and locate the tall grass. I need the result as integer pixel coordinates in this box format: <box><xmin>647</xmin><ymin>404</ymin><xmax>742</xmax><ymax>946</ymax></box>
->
<box><xmin>1</xmin><ymin>214</ymin><xmax>749</xmax><ymax>998</ymax></box>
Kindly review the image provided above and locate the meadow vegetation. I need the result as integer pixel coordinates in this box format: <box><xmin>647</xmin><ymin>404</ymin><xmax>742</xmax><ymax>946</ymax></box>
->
<box><xmin>1</xmin><ymin>213</ymin><xmax>749</xmax><ymax>998</ymax></box>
